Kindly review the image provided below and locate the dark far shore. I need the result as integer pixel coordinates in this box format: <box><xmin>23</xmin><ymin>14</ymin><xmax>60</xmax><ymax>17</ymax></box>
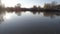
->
<box><xmin>0</xmin><ymin>1</ymin><xmax>60</xmax><ymax>12</ymax></box>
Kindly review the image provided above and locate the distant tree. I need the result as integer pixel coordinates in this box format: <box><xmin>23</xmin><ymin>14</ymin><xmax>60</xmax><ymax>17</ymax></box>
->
<box><xmin>38</xmin><ymin>6</ymin><xmax>41</xmax><ymax>9</ymax></box>
<box><xmin>15</xmin><ymin>3</ymin><xmax>21</xmax><ymax>8</ymax></box>
<box><xmin>51</xmin><ymin>1</ymin><xmax>57</xmax><ymax>6</ymax></box>
<box><xmin>44</xmin><ymin>1</ymin><xmax>57</xmax><ymax>9</ymax></box>
<box><xmin>44</xmin><ymin>4</ymin><xmax>51</xmax><ymax>9</ymax></box>
<box><xmin>38</xmin><ymin>6</ymin><xmax>41</xmax><ymax>10</ymax></box>
<box><xmin>33</xmin><ymin>5</ymin><xmax>37</xmax><ymax>9</ymax></box>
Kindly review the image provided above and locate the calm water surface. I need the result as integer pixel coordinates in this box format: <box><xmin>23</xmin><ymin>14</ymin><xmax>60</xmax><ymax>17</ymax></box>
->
<box><xmin>0</xmin><ymin>11</ymin><xmax>60</xmax><ymax>34</ymax></box>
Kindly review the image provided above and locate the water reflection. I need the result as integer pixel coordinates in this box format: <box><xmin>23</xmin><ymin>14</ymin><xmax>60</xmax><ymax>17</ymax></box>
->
<box><xmin>43</xmin><ymin>11</ymin><xmax>60</xmax><ymax>19</ymax></box>
<box><xmin>15</xmin><ymin>11</ymin><xmax>22</xmax><ymax>16</ymax></box>
<box><xmin>0</xmin><ymin>11</ymin><xmax>5</xmax><ymax>24</ymax></box>
<box><xmin>0</xmin><ymin>11</ymin><xmax>60</xmax><ymax>23</ymax></box>
<box><xmin>0</xmin><ymin>11</ymin><xmax>60</xmax><ymax>34</ymax></box>
<box><xmin>4</xmin><ymin>12</ymin><xmax>14</xmax><ymax>19</ymax></box>
<box><xmin>5</xmin><ymin>11</ymin><xmax>60</xmax><ymax>17</ymax></box>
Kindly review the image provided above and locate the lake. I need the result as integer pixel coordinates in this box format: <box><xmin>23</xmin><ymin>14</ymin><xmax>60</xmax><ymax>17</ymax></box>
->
<box><xmin>0</xmin><ymin>11</ymin><xmax>60</xmax><ymax>34</ymax></box>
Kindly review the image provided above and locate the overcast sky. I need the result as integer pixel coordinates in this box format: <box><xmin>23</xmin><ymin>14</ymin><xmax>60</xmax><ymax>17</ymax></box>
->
<box><xmin>2</xmin><ymin>0</ymin><xmax>60</xmax><ymax>8</ymax></box>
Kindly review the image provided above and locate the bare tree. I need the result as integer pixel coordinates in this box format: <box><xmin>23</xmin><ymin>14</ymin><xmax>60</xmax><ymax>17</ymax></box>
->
<box><xmin>51</xmin><ymin>1</ymin><xmax>57</xmax><ymax>6</ymax></box>
<box><xmin>44</xmin><ymin>1</ymin><xmax>57</xmax><ymax>9</ymax></box>
<box><xmin>15</xmin><ymin>3</ymin><xmax>21</xmax><ymax>8</ymax></box>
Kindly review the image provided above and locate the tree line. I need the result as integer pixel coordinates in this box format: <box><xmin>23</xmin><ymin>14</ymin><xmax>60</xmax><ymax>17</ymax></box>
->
<box><xmin>0</xmin><ymin>1</ymin><xmax>60</xmax><ymax>11</ymax></box>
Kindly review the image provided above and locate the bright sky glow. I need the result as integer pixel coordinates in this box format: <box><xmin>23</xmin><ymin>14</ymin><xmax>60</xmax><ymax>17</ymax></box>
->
<box><xmin>3</xmin><ymin>12</ymin><xmax>15</xmax><ymax>19</ymax></box>
<box><xmin>2</xmin><ymin>0</ymin><xmax>60</xmax><ymax>8</ymax></box>
<box><xmin>3</xmin><ymin>13</ymin><xmax>12</xmax><ymax>19</ymax></box>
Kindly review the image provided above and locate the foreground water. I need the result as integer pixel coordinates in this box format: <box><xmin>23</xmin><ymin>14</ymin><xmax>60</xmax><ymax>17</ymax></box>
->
<box><xmin>0</xmin><ymin>11</ymin><xmax>60</xmax><ymax>34</ymax></box>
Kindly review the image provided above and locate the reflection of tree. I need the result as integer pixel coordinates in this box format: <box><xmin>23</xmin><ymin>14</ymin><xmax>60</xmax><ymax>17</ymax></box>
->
<box><xmin>31</xmin><ymin>11</ymin><xmax>37</xmax><ymax>15</ymax></box>
<box><xmin>0</xmin><ymin>15</ymin><xmax>4</xmax><ymax>24</ymax></box>
<box><xmin>43</xmin><ymin>11</ymin><xmax>60</xmax><ymax>18</ymax></box>
<box><xmin>15</xmin><ymin>11</ymin><xmax>40</xmax><ymax>15</ymax></box>
<box><xmin>43</xmin><ymin>11</ymin><xmax>60</xmax><ymax>16</ymax></box>
<box><xmin>37</xmin><ymin>11</ymin><xmax>40</xmax><ymax>14</ymax></box>
<box><xmin>0</xmin><ymin>11</ymin><xmax>5</xmax><ymax>24</ymax></box>
<box><xmin>15</xmin><ymin>11</ymin><xmax>22</xmax><ymax>16</ymax></box>
<box><xmin>31</xmin><ymin>11</ymin><xmax>41</xmax><ymax>15</ymax></box>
